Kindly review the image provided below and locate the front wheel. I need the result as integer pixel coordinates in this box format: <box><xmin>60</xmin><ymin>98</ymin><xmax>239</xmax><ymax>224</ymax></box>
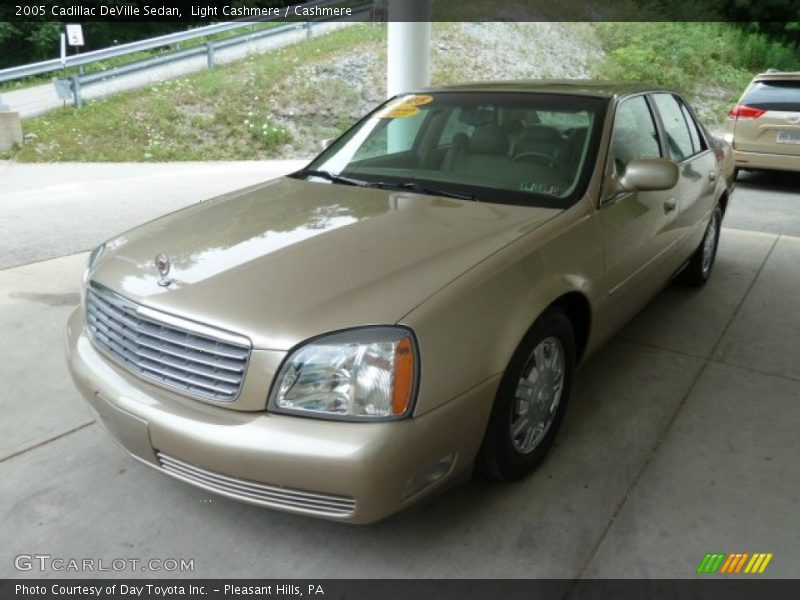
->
<box><xmin>477</xmin><ymin>309</ymin><xmax>575</xmax><ymax>481</ymax></box>
<box><xmin>677</xmin><ymin>204</ymin><xmax>722</xmax><ymax>287</ymax></box>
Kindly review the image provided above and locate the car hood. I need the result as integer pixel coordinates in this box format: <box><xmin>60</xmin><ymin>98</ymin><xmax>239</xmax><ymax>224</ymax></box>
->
<box><xmin>93</xmin><ymin>177</ymin><xmax>558</xmax><ymax>350</ymax></box>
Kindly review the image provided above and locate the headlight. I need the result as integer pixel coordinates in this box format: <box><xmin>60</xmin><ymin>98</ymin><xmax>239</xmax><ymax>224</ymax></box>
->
<box><xmin>82</xmin><ymin>243</ymin><xmax>105</xmax><ymax>284</ymax></box>
<box><xmin>268</xmin><ymin>326</ymin><xmax>418</xmax><ymax>421</ymax></box>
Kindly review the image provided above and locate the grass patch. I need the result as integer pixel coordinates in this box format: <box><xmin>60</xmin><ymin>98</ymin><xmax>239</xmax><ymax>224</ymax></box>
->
<box><xmin>12</xmin><ymin>24</ymin><xmax>383</xmax><ymax>162</ymax></box>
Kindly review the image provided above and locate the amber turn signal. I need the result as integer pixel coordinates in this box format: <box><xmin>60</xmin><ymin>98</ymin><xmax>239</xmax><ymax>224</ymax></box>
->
<box><xmin>391</xmin><ymin>337</ymin><xmax>415</xmax><ymax>416</ymax></box>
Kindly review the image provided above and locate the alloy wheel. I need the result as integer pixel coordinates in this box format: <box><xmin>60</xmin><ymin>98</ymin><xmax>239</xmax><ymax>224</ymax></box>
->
<box><xmin>510</xmin><ymin>336</ymin><xmax>565</xmax><ymax>454</ymax></box>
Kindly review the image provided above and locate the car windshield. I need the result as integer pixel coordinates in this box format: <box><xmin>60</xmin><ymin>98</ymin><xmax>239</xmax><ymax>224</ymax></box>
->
<box><xmin>296</xmin><ymin>92</ymin><xmax>607</xmax><ymax>207</ymax></box>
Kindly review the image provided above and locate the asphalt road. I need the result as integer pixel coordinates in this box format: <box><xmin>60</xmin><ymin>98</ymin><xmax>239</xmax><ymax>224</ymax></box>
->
<box><xmin>725</xmin><ymin>170</ymin><xmax>800</xmax><ymax>237</ymax></box>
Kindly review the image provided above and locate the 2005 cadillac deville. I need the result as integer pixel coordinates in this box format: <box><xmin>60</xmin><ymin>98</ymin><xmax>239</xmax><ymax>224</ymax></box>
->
<box><xmin>67</xmin><ymin>82</ymin><xmax>734</xmax><ymax>523</ymax></box>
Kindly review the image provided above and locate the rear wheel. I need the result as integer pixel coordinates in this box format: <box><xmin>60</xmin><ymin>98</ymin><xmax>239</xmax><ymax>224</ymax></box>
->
<box><xmin>678</xmin><ymin>204</ymin><xmax>722</xmax><ymax>287</ymax></box>
<box><xmin>477</xmin><ymin>309</ymin><xmax>575</xmax><ymax>481</ymax></box>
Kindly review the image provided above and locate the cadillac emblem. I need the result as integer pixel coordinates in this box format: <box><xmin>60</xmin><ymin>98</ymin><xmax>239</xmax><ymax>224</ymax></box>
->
<box><xmin>155</xmin><ymin>253</ymin><xmax>172</xmax><ymax>287</ymax></box>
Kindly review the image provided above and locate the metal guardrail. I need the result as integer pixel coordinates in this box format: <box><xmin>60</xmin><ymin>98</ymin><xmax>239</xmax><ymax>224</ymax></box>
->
<box><xmin>0</xmin><ymin>0</ymin><xmax>375</xmax><ymax>111</ymax></box>
<box><xmin>0</xmin><ymin>21</ymin><xmax>254</xmax><ymax>84</ymax></box>
<box><xmin>58</xmin><ymin>20</ymin><xmax>326</xmax><ymax>108</ymax></box>
<box><xmin>0</xmin><ymin>0</ymin><xmax>369</xmax><ymax>85</ymax></box>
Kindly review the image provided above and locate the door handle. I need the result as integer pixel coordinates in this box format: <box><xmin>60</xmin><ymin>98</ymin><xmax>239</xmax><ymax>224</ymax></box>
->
<box><xmin>663</xmin><ymin>198</ymin><xmax>677</xmax><ymax>214</ymax></box>
<box><xmin>708</xmin><ymin>171</ymin><xmax>717</xmax><ymax>182</ymax></box>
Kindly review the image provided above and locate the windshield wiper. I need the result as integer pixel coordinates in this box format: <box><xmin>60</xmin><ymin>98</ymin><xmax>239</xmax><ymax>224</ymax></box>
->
<box><xmin>295</xmin><ymin>170</ymin><xmax>480</xmax><ymax>201</ymax></box>
<box><xmin>366</xmin><ymin>181</ymin><xmax>479</xmax><ymax>202</ymax></box>
<box><xmin>294</xmin><ymin>169</ymin><xmax>369</xmax><ymax>187</ymax></box>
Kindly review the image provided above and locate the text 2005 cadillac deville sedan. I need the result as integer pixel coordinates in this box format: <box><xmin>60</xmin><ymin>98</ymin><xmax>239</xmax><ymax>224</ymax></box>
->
<box><xmin>67</xmin><ymin>82</ymin><xmax>734</xmax><ymax>523</ymax></box>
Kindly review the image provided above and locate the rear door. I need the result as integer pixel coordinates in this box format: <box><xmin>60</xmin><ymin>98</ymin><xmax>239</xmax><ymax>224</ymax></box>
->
<box><xmin>650</xmin><ymin>93</ymin><xmax>717</xmax><ymax>260</ymax></box>
<box><xmin>732</xmin><ymin>78</ymin><xmax>800</xmax><ymax>156</ymax></box>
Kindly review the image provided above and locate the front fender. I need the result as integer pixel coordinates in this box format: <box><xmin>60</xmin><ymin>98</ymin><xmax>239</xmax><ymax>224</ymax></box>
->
<box><xmin>402</xmin><ymin>204</ymin><xmax>603</xmax><ymax>417</ymax></box>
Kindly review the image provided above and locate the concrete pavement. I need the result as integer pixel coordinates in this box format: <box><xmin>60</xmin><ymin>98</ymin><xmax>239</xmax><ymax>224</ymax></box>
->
<box><xmin>0</xmin><ymin>163</ymin><xmax>798</xmax><ymax>579</ymax></box>
<box><xmin>1</xmin><ymin>228</ymin><xmax>798</xmax><ymax>578</ymax></box>
<box><xmin>0</xmin><ymin>160</ymin><xmax>306</xmax><ymax>269</ymax></box>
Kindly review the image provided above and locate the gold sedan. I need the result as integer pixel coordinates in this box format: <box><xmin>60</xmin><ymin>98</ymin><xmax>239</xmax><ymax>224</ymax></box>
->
<box><xmin>66</xmin><ymin>82</ymin><xmax>733</xmax><ymax>523</ymax></box>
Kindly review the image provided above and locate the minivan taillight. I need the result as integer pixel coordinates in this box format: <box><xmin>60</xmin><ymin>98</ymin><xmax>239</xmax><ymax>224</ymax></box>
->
<box><xmin>728</xmin><ymin>105</ymin><xmax>766</xmax><ymax>119</ymax></box>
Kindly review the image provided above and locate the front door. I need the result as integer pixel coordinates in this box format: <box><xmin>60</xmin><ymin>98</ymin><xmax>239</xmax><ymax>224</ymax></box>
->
<box><xmin>596</xmin><ymin>94</ymin><xmax>678</xmax><ymax>301</ymax></box>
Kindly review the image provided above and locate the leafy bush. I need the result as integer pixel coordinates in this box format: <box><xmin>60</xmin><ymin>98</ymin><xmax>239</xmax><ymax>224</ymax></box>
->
<box><xmin>596</xmin><ymin>22</ymin><xmax>800</xmax><ymax>124</ymax></box>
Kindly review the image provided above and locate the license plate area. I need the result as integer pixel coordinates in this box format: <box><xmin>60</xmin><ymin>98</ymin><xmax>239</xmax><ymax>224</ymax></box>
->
<box><xmin>776</xmin><ymin>131</ymin><xmax>800</xmax><ymax>144</ymax></box>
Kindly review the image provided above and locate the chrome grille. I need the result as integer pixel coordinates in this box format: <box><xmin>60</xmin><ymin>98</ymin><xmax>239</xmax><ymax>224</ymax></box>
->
<box><xmin>156</xmin><ymin>452</ymin><xmax>356</xmax><ymax>517</ymax></box>
<box><xmin>86</xmin><ymin>283</ymin><xmax>250</xmax><ymax>403</ymax></box>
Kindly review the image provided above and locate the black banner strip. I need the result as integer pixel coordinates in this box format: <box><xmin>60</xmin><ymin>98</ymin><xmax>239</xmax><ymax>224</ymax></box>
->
<box><xmin>3</xmin><ymin>579</ymin><xmax>800</xmax><ymax>600</ymax></box>
<box><xmin>1</xmin><ymin>0</ymin><xmax>799</xmax><ymax>23</ymax></box>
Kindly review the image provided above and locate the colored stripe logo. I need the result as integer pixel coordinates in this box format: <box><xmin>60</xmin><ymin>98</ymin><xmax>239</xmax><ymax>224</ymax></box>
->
<box><xmin>697</xmin><ymin>552</ymin><xmax>773</xmax><ymax>574</ymax></box>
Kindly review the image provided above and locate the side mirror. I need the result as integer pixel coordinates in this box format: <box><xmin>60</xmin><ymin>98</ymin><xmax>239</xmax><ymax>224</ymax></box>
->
<box><xmin>617</xmin><ymin>158</ymin><xmax>679</xmax><ymax>192</ymax></box>
<box><xmin>319</xmin><ymin>138</ymin><xmax>334</xmax><ymax>151</ymax></box>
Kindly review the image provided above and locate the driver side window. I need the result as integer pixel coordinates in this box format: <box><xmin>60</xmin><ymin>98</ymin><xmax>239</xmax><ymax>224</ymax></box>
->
<box><xmin>611</xmin><ymin>96</ymin><xmax>661</xmax><ymax>174</ymax></box>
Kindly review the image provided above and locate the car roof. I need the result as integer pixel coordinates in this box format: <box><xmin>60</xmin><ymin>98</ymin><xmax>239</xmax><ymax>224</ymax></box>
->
<box><xmin>753</xmin><ymin>71</ymin><xmax>800</xmax><ymax>82</ymax></box>
<box><xmin>417</xmin><ymin>80</ymin><xmax>673</xmax><ymax>98</ymax></box>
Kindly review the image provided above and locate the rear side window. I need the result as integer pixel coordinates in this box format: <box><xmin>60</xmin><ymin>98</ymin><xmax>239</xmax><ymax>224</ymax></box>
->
<box><xmin>680</xmin><ymin>104</ymin><xmax>706</xmax><ymax>155</ymax></box>
<box><xmin>652</xmin><ymin>94</ymin><xmax>695</xmax><ymax>162</ymax></box>
<box><xmin>741</xmin><ymin>80</ymin><xmax>800</xmax><ymax>111</ymax></box>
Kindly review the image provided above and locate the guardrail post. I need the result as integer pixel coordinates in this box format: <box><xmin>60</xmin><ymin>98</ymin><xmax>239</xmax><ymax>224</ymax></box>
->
<box><xmin>0</xmin><ymin>93</ymin><xmax>8</xmax><ymax>111</ymax></box>
<box><xmin>306</xmin><ymin>22</ymin><xmax>313</xmax><ymax>40</ymax></box>
<box><xmin>71</xmin><ymin>75</ymin><xmax>83</xmax><ymax>109</ymax></box>
<box><xmin>206</xmin><ymin>42</ymin><xmax>215</xmax><ymax>69</ymax></box>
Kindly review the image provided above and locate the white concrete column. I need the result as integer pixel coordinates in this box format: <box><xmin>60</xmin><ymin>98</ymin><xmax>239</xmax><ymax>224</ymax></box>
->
<box><xmin>387</xmin><ymin>0</ymin><xmax>431</xmax><ymax>98</ymax></box>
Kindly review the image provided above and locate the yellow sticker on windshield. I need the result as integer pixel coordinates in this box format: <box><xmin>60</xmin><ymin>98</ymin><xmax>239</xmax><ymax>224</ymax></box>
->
<box><xmin>403</xmin><ymin>94</ymin><xmax>434</xmax><ymax>106</ymax></box>
<box><xmin>380</xmin><ymin>105</ymin><xmax>421</xmax><ymax>119</ymax></box>
<box><xmin>379</xmin><ymin>94</ymin><xmax>433</xmax><ymax>118</ymax></box>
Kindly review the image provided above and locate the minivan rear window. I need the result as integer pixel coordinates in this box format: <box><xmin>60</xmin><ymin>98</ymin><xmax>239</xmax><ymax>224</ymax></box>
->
<box><xmin>741</xmin><ymin>80</ymin><xmax>800</xmax><ymax>111</ymax></box>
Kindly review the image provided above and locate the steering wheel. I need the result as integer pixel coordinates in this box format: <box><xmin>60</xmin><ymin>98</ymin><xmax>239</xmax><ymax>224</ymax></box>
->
<box><xmin>513</xmin><ymin>151</ymin><xmax>556</xmax><ymax>168</ymax></box>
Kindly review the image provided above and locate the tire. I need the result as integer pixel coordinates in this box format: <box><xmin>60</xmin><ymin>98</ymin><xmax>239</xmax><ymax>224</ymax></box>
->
<box><xmin>678</xmin><ymin>204</ymin><xmax>722</xmax><ymax>287</ymax></box>
<box><xmin>477</xmin><ymin>309</ymin><xmax>576</xmax><ymax>481</ymax></box>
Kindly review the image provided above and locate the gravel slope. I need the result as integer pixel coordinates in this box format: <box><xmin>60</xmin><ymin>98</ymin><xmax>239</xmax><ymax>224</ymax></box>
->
<box><xmin>270</xmin><ymin>22</ymin><xmax>605</xmax><ymax>157</ymax></box>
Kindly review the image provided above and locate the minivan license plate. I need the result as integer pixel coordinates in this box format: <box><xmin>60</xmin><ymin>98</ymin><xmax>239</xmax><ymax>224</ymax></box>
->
<box><xmin>777</xmin><ymin>131</ymin><xmax>800</xmax><ymax>144</ymax></box>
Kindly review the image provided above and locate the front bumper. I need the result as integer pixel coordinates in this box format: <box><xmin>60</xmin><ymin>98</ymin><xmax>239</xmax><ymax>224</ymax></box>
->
<box><xmin>66</xmin><ymin>308</ymin><xmax>499</xmax><ymax>523</ymax></box>
<box><xmin>734</xmin><ymin>148</ymin><xmax>800</xmax><ymax>173</ymax></box>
